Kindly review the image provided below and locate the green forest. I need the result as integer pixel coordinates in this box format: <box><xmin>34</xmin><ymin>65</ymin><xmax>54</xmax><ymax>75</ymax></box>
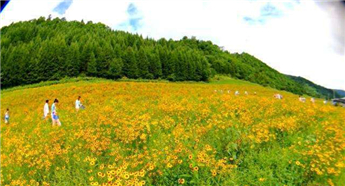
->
<box><xmin>287</xmin><ymin>75</ymin><xmax>340</xmax><ymax>99</ymax></box>
<box><xmin>0</xmin><ymin>17</ymin><xmax>340</xmax><ymax>98</ymax></box>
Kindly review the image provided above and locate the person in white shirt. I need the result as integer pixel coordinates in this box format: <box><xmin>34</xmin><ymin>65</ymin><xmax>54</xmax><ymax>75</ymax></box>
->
<box><xmin>4</xmin><ymin>108</ymin><xmax>9</xmax><ymax>124</ymax></box>
<box><xmin>43</xmin><ymin>100</ymin><xmax>49</xmax><ymax>120</ymax></box>
<box><xmin>274</xmin><ymin>94</ymin><xmax>283</xmax><ymax>99</ymax></box>
<box><xmin>75</xmin><ymin>96</ymin><xmax>81</xmax><ymax>111</ymax></box>
<box><xmin>299</xmin><ymin>96</ymin><xmax>306</xmax><ymax>102</ymax></box>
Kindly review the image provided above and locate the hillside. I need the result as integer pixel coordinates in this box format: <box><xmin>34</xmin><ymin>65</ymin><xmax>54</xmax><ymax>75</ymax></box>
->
<box><xmin>335</xmin><ymin>89</ymin><xmax>345</xmax><ymax>97</ymax></box>
<box><xmin>1</xmin><ymin>79</ymin><xmax>345</xmax><ymax>185</ymax></box>
<box><xmin>287</xmin><ymin>75</ymin><xmax>341</xmax><ymax>98</ymax></box>
<box><xmin>1</xmin><ymin>17</ymin><xmax>307</xmax><ymax>95</ymax></box>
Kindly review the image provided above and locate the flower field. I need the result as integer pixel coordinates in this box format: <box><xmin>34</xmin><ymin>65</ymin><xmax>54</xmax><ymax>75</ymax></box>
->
<box><xmin>1</xmin><ymin>80</ymin><xmax>345</xmax><ymax>186</ymax></box>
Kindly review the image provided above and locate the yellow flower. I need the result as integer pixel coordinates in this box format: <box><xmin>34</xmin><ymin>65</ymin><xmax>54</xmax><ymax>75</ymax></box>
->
<box><xmin>189</xmin><ymin>164</ymin><xmax>193</xmax><ymax>169</ymax></box>
<box><xmin>193</xmin><ymin>166</ymin><xmax>199</xmax><ymax>172</ymax></box>
<box><xmin>178</xmin><ymin>178</ymin><xmax>185</xmax><ymax>184</ymax></box>
<box><xmin>259</xmin><ymin>178</ymin><xmax>265</xmax><ymax>182</ymax></box>
<box><xmin>211</xmin><ymin>170</ymin><xmax>217</xmax><ymax>177</ymax></box>
<box><xmin>123</xmin><ymin>173</ymin><xmax>130</xmax><ymax>179</ymax></box>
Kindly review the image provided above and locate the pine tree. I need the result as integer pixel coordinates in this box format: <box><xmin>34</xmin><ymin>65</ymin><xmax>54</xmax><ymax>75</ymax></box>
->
<box><xmin>65</xmin><ymin>42</ymin><xmax>80</xmax><ymax>77</ymax></box>
<box><xmin>97</xmin><ymin>41</ymin><xmax>113</xmax><ymax>76</ymax></box>
<box><xmin>166</xmin><ymin>51</ymin><xmax>178</xmax><ymax>81</ymax></box>
<box><xmin>108</xmin><ymin>58</ymin><xmax>123</xmax><ymax>79</ymax></box>
<box><xmin>175</xmin><ymin>50</ymin><xmax>187</xmax><ymax>81</ymax></box>
<box><xmin>158</xmin><ymin>46</ymin><xmax>170</xmax><ymax>78</ymax></box>
<box><xmin>137</xmin><ymin>48</ymin><xmax>151</xmax><ymax>79</ymax></box>
<box><xmin>113</xmin><ymin>44</ymin><xmax>122</xmax><ymax>59</ymax></box>
<box><xmin>87</xmin><ymin>52</ymin><xmax>97</xmax><ymax>76</ymax></box>
<box><xmin>186</xmin><ymin>51</ymin><xmax>197</xmax><ymax>80</ymax></box>
<box><xmin>148</xmin><ymin>53</ymin><xmax>162</xmax><ymax>79</ymax></box>
<box><xmin>123</xmin><ymin>47</ymin><xmax>138</xmax><ymax>78</ymax></box>
<box><xmin>200</xmin><ymin>57</ymin><xmax>210</xmax><ymax>81</ymax></box>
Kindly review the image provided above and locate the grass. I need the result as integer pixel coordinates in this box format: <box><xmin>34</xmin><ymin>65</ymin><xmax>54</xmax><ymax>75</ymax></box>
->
<box><xmin>209</xmin><ymin>75</ymin><xmax>258</xmax><ymax>86</ymax></box>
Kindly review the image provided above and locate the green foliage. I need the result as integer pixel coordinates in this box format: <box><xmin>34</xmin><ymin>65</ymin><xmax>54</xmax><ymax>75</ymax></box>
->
<box><xmin>123</xmin><ymin>47</ymin><xmax>138</xmax><ymax>79</ymax></box>
<box><xmin>148</xmin><ymin>52</ymin><xmax>162</xmax><ymax>79</ymax></box>
<box><xmin>287</xmin><ymin>75</ymin><xmax>342</xmax><ymax>98</ymax></box>
<box><xmin>0</xmin><ymin>17</ymin><xmax>331</xmax><ymax>97</ymax></box>
<box><xmin>108</xmin><ymin>58</ymin><xmax>123</xmax><ymax>79</ymax></box>
<box><xmin>87</xmin><ymin>52</ymin><xmax>97</xmax><ymax>76</ymax></box>
<box><xmin>137</xmin><ymin>48</ymin><xmax>151</xmax><ymax>79</ymax></box>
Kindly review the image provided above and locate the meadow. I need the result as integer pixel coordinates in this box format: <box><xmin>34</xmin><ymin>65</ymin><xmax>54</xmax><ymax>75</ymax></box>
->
<box><xmin>1</xmin><ymin>79</ymin><xmax>344</xmax><ymax>186</ymax></box>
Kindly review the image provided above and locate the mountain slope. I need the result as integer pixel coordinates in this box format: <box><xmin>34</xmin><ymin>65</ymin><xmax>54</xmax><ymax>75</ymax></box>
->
<box><xmin>0</xmin><ymin>17</ymin><xmax>326</xmax><ymax>97</ymax></box>
<box><xmin>286</xmin><ymin>75</ymin><xmax>341</xmax><ymax>98</ymax></box>
<box><xmin>335</xmin><ymin>89</ymin><xmax>345</xmax><ymax>97</ymax></box>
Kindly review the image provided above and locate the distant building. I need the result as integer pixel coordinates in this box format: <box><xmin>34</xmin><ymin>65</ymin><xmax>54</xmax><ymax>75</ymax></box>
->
<box><xmin>332</xmin><ymin>98</ymin><xmax>345</xmax><ymax>107</ymax></box>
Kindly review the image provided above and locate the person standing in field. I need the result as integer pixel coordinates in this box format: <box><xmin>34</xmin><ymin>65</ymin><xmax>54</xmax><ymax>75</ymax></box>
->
<box><xmin>4</xmin><ymin>108</ymin><xmax>9</xmax><ymax>124</ymax></box>
<box><xmin>51</xmin><ymin>99</ymin><xmax>61</xmax><ymax>126</ymax></box>
<box><xmin>75</xmin><ymin>96</ymin><xmax>82</xmax><ymax>111</ymax></box>
<box><xmin>43</xmin><ymin>100</ymin><xmax>49</xmax><ymax>120</ymax></box>
<box><xmin>274</xmin><ymin>94</ymin><xmax>283</xmax><ymax>99</ymax></box>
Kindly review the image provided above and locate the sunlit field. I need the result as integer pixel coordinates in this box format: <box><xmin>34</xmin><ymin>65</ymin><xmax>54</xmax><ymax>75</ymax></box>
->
<box><xmin>1</xmin><ymin>79</ymin><xmax>344</xmax><ymax>186</ymax></box>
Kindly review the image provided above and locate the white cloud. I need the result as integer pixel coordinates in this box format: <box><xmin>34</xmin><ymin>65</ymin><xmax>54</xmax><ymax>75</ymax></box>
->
<box><xmin>1</xmin><ymin>0</ymin><xmax>344</xmax><ymax>90</ymax></box>
<box><xmin>241</xmin><ymin>0</ymin><xmax>345</xmax><ymax>90</ymax></box>
<box><xmin>0</xmin><ymin>0</ymin><xmax>61</xmax><ymax>27</ymax></box>
<box><xmin>63</xmin><ymin>0</ymin><xmax>129</xmax><ymax>28</ymax></box>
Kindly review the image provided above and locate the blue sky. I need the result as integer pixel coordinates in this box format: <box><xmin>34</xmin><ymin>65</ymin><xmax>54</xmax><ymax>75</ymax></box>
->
<box><xmin>53</xmin><ymin>0</ymin><xmax>73</xmax><ymax>15</ymax></box>
<box><xmin>125</xmin><ymin>3</ymin><xmax>142</xmax><ymax>31</ymax></box>
<box><xmin>244</xmin><ymin>2</ymin><xmax>284</xmax><ymax>25</ymax></box>
<box><xmin>0</xmin><ymin>0</ymin><xmax>344</xmax><ymax>90</ymax></box>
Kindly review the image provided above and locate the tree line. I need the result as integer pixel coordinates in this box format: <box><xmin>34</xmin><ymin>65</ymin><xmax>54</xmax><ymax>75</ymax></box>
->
<box><xmin>1</xmin><ymin>17</ymin><xmax>316</xmax><ymax>96</ymax></box>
